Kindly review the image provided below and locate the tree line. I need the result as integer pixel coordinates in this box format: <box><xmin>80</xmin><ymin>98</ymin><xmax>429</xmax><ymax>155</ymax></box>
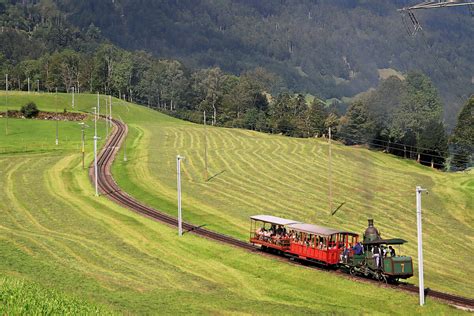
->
<box><xmin>0</xmin><ymin>0</ymin><xmax>471</xmax><ymax>171</ymax></box>
<box><xmin>339</xmin><ymin>73</ymin><xmax>472</xmax><ymax>170</ymax></box>
<box><xmin>56</xmin><ymin>0</ymin><xmax>474</xmax><ymax>128</ymax></box>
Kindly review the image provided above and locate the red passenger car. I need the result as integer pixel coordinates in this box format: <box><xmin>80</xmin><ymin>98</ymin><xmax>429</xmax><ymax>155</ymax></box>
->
<box><xmin>250</xmin><ymin>215</ymin><xmax>359</xmax><ymax>265</ymax></box>
<box><xmin>286</xmin><ymin>223</ymin><xmax>359</xmax><ymax>265</ymax></box>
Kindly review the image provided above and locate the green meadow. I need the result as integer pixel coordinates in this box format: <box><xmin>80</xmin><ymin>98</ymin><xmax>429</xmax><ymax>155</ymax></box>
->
<box><xmin>0</xmin><ymin>91</ymin><xmax>470</xmax><ymax>314</ymax></box>
<box><xmin>108</xmin><ymin>94</ymin><xmax>472</xmax><ymax>298</ymax></box>
<box><xmin>0</xmin><ymin>276</ymin><xmax>109</xmax><ymax>314</ymax></box>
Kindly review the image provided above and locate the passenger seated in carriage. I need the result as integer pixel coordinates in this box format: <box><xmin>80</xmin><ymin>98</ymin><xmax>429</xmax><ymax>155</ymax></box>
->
<box><xmin>353</xmin><ymin>242</ymin><xmax>363</xmax><ymax>255</ymax></box>
<box><xmin>341</xmin><ymin>245</ymin><xmax>352</xmax><ymax>262</ymax></box>
<box><xmin>256</xmin><ymin>227</ymin><xmax>267</xmax><ymax>240</ymax></box>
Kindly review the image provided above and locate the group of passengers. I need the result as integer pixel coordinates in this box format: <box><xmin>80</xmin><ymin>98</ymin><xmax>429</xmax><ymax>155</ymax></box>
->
<box><xmin>340</xmin><ymin>243</ymin><xmax>397</xmax><ymax>265</ymax></box>
<box><xmin>340</xmin><ymin>242</ymin><xmax>363</xmax><ymax>262</ymax></box>
<box><xmin>255</xmin><ymin>224</ymin><xmax>288</xmax><ymax>243</ymax></box>
<box><xmin>292</xmin><ymin>234</ymin><xmax>330</xmax><ymax>249</ymax></box>
<box><xmin>371</xmin><ymin>245</ymin><xmax>396</xmax><ymax>268</ymax></box>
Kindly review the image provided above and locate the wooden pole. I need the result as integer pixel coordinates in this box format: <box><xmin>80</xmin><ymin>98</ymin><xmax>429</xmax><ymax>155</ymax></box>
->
<box><xmin>328</xmin><ymin>127</ymin><xmax>333</xmax><ymax>213</ymax></box>
<box><xmin>204</xmin><ymin>111</ymin><xmax>208</xmax><ymax>181</ymax></box>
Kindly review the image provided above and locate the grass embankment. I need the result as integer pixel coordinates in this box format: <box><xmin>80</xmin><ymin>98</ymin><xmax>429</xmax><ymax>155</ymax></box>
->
<box><xmin>0</xmin><ymin>91</ymin><xmax>468</xmax><ymax>313</ymax></box>
<box><xmin>104</xmin><ymin>95</ymin><xmax>471</xmax><ymax>298</ymax></box>
<box><xmin>0</xmin><ymin>277</ymin><xmax>109</xmax><ymax>314</ymax></box>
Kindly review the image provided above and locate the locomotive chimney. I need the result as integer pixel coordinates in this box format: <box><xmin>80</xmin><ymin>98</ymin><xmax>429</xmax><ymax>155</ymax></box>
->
<box><xmin>364</xmin><ymin>218</ymin><xmax>381</xmax><ymax>242</ymax></box>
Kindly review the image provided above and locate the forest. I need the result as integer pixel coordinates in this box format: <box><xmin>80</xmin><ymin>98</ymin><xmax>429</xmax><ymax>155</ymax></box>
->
<box><xmin>53</xmin><ymin>0</ymin><xmax>474</xmax><ymax>127</ymax></box>
<box><xmin>0</xmin><ymin>0</ymin><xmax>472</xmax><ymax>170</ymax></box>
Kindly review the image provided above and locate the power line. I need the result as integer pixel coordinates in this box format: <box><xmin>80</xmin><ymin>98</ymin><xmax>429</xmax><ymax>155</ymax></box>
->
<box><xmin>334</xmin><ymin>131</ymin><xmax>472</xmax><ymax>164</ymax></box>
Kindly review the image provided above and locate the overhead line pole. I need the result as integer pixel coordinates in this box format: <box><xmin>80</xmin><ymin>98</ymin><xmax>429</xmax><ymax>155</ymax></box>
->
<box><xmin>109</xmin><ymin>95</ymin><xmax>113</xmax><ymax>128</ymax></box>
<box><xmin>5</xmin><ymin>74</ymin><xmax>8</xmax><ymax>136</ymax></box>
<box><xmin>328</xmin><ymin>127</ymin><xmax>333</xmax><ymax>213</ymax></box>
<box><xmin>416</xmin><ymin>186</ymin><xmax>428</xmax><ymax>306</ymax></box>
<box><xmin>177</xmin><ymin>155</ymin><xmax>185</xmax><ymax>236</ymax></box>
<box><xmin>55</xmin><ymin>88</ymin><xmax>59</xmax><ymax>145</ymax></box>
<box><xmin>80</xmin><ymin>123</ymin><xmax>86</xmax><ymax>169</ymax></box>
<box><xmin>97</xmin><ymin>92</ymin><xmax>100</xmax><ymax>122</ymax></box>
<box><xmin>204</xmin><ymin>110</ymin><xmax>208</xmax><ymax>181</ymax></box>
<box><xmin>93</xmin><ymin>106</ymin><xmax>100</xmax><ymax>197</ymax></box>
<box><xmin>105</xmin><ymin>95</ymin><xmax>108</xmax><ymax>138</ymax></box>
<box><xmin>118</xmin><ymin>115</ymin><xmax>127</xmax><ymax>162</ymax></box>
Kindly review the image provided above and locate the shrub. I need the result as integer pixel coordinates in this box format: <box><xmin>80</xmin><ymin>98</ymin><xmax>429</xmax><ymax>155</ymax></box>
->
<box><xmin>20</xmin><ymin>102</ymin><xmax>39</xmax><ymax>118</ymax></box>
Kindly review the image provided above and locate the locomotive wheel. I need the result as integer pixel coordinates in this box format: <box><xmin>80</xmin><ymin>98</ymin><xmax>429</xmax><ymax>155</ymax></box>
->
<box><xmin>349</xmin><ymin>267</ymin><xmax>356</xmax><ymax>276</ymax></box>
<box><xmin>377</xmin><ymin>273</ymin><xmax>388</xmax><ymax>283</ymax></box>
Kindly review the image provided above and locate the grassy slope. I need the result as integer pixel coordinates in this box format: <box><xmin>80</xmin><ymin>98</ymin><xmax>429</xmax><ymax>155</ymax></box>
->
<box><xmin>105</xmin><ymin>96</ymin><xmax>472</xmax><ymax>298</ymax></box>
<box><xmin>0</xmin><ymin>276</ymin><xmax>109</xmax><ymax>314</ymax></box>
<box><xmin>0</xmin><ymin>91</ymin><xmax>468</xmax><ymax>314</ymax></box>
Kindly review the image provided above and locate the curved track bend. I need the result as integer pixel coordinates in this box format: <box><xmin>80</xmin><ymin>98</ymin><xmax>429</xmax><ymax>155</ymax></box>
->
<box><xmin>90</xmin><ymin>118</ymin><xmax>474</xmax><ymax>310</ymax></box>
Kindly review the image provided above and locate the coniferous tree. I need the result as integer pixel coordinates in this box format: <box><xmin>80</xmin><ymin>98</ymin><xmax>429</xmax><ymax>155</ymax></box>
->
<box><xmin>340</xmin><ymin>101</ymin><xmax>374</xmax><ymax>145</ymax></box>
<box><xmin>451</xmin><ymin>97</ymin><xmax>474</xmax><ymax>170</ymax></box>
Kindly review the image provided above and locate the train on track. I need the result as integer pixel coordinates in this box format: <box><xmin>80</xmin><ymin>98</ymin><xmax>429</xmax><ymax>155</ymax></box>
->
<box><xmin>250</xmin><ymin>215</ymin><xmax>413</xmax><ymax>283</ymax></box>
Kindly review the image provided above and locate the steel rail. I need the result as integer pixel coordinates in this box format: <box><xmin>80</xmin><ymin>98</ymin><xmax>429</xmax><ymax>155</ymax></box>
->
<box><xmin>90</xmin><ymin>117</ymin><xmax>474</xmax><ymax>309</ymax></box>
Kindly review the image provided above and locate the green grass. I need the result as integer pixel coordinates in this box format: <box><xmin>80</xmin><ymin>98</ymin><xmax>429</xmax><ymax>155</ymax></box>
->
<box><xmin>105</xmin><ymin>95</ymin><xmax>473</xmax><ymax>299</ymax></box>
<box><xmin>0</xmin><ymin>276</ymin><xmax>111</xmax><ymax>315</ymax></box>
<box><xmin>0</xmin><ymin>91</ymin><xmax>470</xmax><ymax>314</ymax></box>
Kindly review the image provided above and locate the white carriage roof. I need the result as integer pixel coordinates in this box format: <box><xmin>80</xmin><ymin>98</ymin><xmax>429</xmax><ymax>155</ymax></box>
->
<box><xmin>250</xmin><ymin>215</ymin><xmax>300</xmax><ymax>226</ymax></box>
<box><xmin>287</xmin><ymin>223</ymin><xmax>358</xmax><ymax>236</ymax></box>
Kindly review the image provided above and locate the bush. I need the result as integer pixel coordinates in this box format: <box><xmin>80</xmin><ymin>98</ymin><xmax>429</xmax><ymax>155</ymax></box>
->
<box><xmin>20</xmin><ymin>102</ymin><xmax>39</xmax><ymax>118</ymax></box>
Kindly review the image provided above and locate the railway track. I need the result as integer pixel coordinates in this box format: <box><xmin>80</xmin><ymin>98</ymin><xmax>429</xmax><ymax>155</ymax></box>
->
<box><xmin>91</xmin><ymin>117</ymin><xmax>474</xmax><ymax>310</ymax></box>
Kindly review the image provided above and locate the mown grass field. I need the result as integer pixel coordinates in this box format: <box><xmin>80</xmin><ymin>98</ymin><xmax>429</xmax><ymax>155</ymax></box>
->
<box><xmin>0</xmin><ymin>276</ymin><xmax>109</xmax><ymax>314</ymax></box>
<box><xmin>108</xmin><ymin>95</ymin><xmax>472</xmax><ymax>298</ymax></box>
<box><xmin>0</xmin><ymin>91</ymin><xmax>470</xmax><ymax>314</ymax></box>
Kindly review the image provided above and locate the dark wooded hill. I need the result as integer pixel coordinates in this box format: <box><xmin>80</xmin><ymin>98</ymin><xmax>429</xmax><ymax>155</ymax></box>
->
<box><xmin>55</xmin><ymin>0</ymin><xmax>474</xmax><ymax>126</ymax></box>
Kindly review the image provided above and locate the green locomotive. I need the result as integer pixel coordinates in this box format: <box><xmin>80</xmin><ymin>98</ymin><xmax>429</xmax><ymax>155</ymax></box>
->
<box><xmin>341</xmin><ymin>219</ymin><xmax>413</xmax><ymax>283</ymax></box>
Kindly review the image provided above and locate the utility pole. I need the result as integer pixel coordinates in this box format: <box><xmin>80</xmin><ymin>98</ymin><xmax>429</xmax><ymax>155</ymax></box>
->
<box><xmin>55</xmin><ymin>88</ymin><xmax>59</xmax><ymax>145</ymax></box>
<box><xmin>93</xmin><ymin>107</ymin><xmax>100</xmax><ymax>197</ymax></box>
<box><xmin>72</xmin><ymin>86</ymin><xmax>75</xmax><ymax>109</ymax></box>
<box><xmin>119</xmin><ymin>115</ymin><xmax>127</xmax><ymax>162</ymax></box>
<box><xmin>27</xmin><ymin>77</ymin><xmax>30</xmax><ymax>94</ymax></box>
<box><xmin>97</xmin><ymin>92</ymin><xmax>100</xmax><ymax>122</ymax></box>
<box><xmin>5</xmin><ymin>74</ymin><xmax>8</xmax><ymax>136</ymax></box>
<box><xmin>105</xmin><ymin>96</ymin><xmax>108</xmax><ymax>138</ymax></box>
<box><xmin>204</xmin><ymin>111</ymin><xmax>208</xmax><ymax>180</ymax></box>
<box><xmin>92</xmin><ymin>107</ymin><xmax>97</xmax><ymax>140</ymax></box>
<box><xmin>177</xmin><ymin>155</ymin><xmax>185</xmax><ymax>236</ymax></box>
<box><xmin>37</xmin><ymin>79</ymin><xmax>39</xmax><ymax>93</ymax></box>
<box><xmin>79</xmin><ymin>122</ymin><xmax>88</xmax><ymax>169</ymax></box>
<box><xmin>94</xmin><ymin>133</ymin><xmax>99</xmax><ymax>197</ymax></box>
<box><xmin>109</xmin><ymin>95</ymin><xmax>112</xmax><ymax>128</ymax></box>
<box><xmin>328</xmin><ymin>127</ymin><xmax>333</xmax><ymax>213</ymax></box>
<box><xmin>416</xmin><ymin>186</ymin><xmax>428</xmax><ymax>306</ymax></box>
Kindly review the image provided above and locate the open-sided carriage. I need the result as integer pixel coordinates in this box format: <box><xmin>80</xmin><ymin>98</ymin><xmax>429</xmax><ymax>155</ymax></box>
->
<box><xmin>250</xmin><ymin>215</ymin><xmax>359</xmax><ymax>266</ymax></box>
<box><xmin>249</xmin><ymin>215</ymin><xmax>300</xmax><ymax>252</ymax></box>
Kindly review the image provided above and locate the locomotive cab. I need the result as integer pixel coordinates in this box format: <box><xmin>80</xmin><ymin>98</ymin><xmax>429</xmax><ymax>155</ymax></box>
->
<box><xmin>363</xmin><ymin>238</ymin><xmax>414</xmax><ymax>281</ymax></box>
<box><xmin>345</xmin><ymin>219</ymin><xmax>413</xmax><ymax>282</ymax></box>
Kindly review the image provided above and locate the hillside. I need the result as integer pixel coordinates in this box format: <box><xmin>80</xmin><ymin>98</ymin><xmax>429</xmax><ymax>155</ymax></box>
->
<box><xmin>0</xmin><ymin>92</ymin><xmax>464</xmax><ymax>314</ymax></box>
<box><xmin>0</xmin><ymin>277</ymin><xmax>110</xmax><ymax>314</ymax></box>
<box><xmin>56</xmin><ymin>0</ymin><xmax>474</xmax><ymax>125</ymax></box>
<box><xmin>105</xmin><ymin>96</ymin><xmax>473</xmax><ymax>298</ymax></box>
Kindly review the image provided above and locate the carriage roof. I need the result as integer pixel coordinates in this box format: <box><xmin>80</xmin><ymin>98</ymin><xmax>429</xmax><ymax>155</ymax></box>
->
<box><xmin>287</xmin><ymin>223</ymin><xmax>358</xmax><ymax>237</ymax></box>
<box><xmin>250</xmin><ymin>215</ymin><xmax>300</xmax><ymax>226</ymax></box>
